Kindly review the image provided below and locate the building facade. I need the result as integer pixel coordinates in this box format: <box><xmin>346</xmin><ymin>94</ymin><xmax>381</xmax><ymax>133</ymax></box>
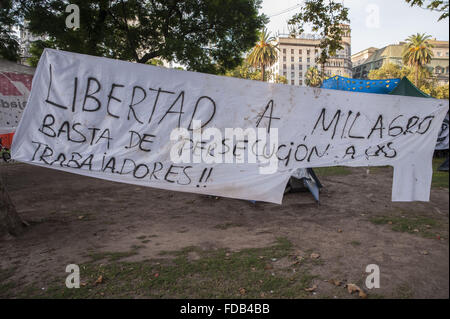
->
<box><xmin>352</xmin><ymin>39</ymin><xmax>449</xmax><ymax>85</ymax></box>
<box><xmin>16</xmin><ymin>22</ymin><xmax>47</xmax><ymax>65</ymax></box>
<box><xmin>269</xmin><ymin>25</ymin><xmax>352</xmax><ymax>86</ymax></box>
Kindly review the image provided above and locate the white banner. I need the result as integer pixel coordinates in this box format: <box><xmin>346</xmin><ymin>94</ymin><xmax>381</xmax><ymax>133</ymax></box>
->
<box><xmin>0</xmin><ymin>71</ymin><xmax>32</xmax><ymax>134</ymax></box>
<box><xmin>12</xmin><ymin>49</ymin><xmax>449</xmax><ymax>203</ymax></box>
<box><xmin>436</xmin><ymin>112</ymin><xmax>449</xmax><ymax>150</ymax></box>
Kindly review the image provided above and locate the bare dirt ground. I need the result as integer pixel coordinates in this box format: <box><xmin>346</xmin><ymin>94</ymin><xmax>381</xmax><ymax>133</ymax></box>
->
<box><xmin>0</xmin><ymin>162</ymin><xmax>448</xmax><ymax>299</ymax></box>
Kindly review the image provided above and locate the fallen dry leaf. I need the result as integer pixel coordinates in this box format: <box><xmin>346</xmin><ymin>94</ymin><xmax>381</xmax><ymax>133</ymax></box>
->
<box><xmin>421</xmin><ymin>250</ymin><xmax>429</xmax><ymax>255</ymax></box>
<box><xmin>78</xmin><ymin>215</ymin><xmax>84</xmax><ymax>220</ymax></box>
<box><xmin>264</xmin><ymin>264</ymin><xmax>273</xmax><ymax>270</ymax></box>
<box><xmin>359</xmin><ymin>289</ymin><xmax>368</xmax><ymax>299</ymax></box>
<box><xmin>337</xmin><ymin>229</ymin><xmax>343</xmax><ymax>233</ymax></box>
<box><xmin>310</xmin><ymin>253</ymin><xmax>320</xmax><ymax>260</ymax></box>
<box><xmin>329</xmin><ymin>279</ymin><xmax>342</xmax><ymax>286</ymax></box>
<box><xmin>346</xmin><ymin>283</ymin><xmax>359</xmax><ymax>294</ymax></box>
<box><xmin>304</xmin><ymin>284</ymin><xmax>317</xmax><ymax>292</ymax></box>
<box><xmin>388</xmin><ymin>221</ymin><xmax>393</xmax><ymax>225</ymax></box>
<box><xmin>239</xmin><ymin>288</ymin><xmax>246</xmax><ymax>295</ymax></box>
<box><xmin>95</xmin><ymin>275</ymin><xmax>103</xmax><ymax>285</ymax></box>
<box><xmin>346</xmin><ymin>283</ymin><xmax>368</xmax><ymax>299</ymax></box>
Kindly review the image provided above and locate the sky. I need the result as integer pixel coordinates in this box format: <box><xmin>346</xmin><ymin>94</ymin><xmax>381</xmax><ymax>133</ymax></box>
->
<box><xmin>261</xmin><ymin>0</ymin><xmax>449</xmax><ymax>54</ymax></box>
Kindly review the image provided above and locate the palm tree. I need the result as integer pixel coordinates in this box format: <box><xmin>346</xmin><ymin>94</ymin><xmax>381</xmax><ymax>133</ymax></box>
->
<box><xmin>247</xmin><ymin>29</ymin><xmax>278</xmax><ymax>81</ymax></box>
<box><xmin>402</xmin><ymin>33</ymin><xmax>434</xmax><ymax>86</ymax></box>
<box><xmin>305</xmin><ymin>66</ymin><xmax>322</xmax><ymax>87</ymax></box>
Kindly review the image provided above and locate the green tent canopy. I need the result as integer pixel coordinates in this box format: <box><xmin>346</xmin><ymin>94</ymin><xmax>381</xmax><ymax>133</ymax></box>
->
<box><xmin>389</xmin><ymin>76</ymin><xmax>431</xmax><ymax>98</ymax></box>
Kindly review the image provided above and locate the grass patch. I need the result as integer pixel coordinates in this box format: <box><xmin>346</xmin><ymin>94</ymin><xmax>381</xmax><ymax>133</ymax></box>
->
<box><xmin>432</xmin><ymin>158</ymin><xmax>448</xmax><ymax>188</ymax></box>
<box><xmin>394</xmin><ymin>283</ymin><xmax>414</xmax><ymax>299</ymax></box>
<box><xmin>213</xmin><ymin>222</ymin><xmax>243</xmax><ymax>230</ymax></box>
<box><xmin>350</xmin><ymin>240</ymin><xmax>361</xmax><ymax>246</ymax></box>
<box><xmin>315</xmin><ymin>166</ymin><xmax>352</xmax><ymax>177</ymax></box>
<box><xmin>369</xmin><ymin>215</ymin><xmax>438</xmax><ymax>238</ymax></box>
<box><xmin>366</xmin><ymin>166</ymin><xmax>391</xmax><ymax>174</ymax></box>
<box><xmin>87</xmin><ymin>250</ymin><xmax>139</xmax><ymax>262</ymax></box>
<box><xmin>0</xmin><ymin>267</ymin><xmax>17</xmax><ymax>297</ymax></box>
<box><xmin>8</xmin><ymin>238</ymin><xmax>319</xmax><ymax>299</ymax></box>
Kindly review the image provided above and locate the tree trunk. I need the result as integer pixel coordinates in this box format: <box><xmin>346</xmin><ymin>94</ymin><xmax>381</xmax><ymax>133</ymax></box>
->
<box><xmin>0</xmin><ymin>175</ymin><xmax>24</xmax><ymax>237</ymax></box>
<box><xmin>415</xmin><ymin>64</ymin><xmax>419</xmax><ymax>87</ymax></box>
<box><xmin>261</xmin><ymin>63</ymin><xmax>265</xmax><ymax>82</ymax></box>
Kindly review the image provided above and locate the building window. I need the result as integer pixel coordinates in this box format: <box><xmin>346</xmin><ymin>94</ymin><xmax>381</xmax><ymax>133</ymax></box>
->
<box><xmin>283</xmin><ymin>48</ymin><xmax>286</xmax><ymax>54</ymax></box>
<box><xmin>291</xmin><ymin>79</ymin><xmax>295</xmax><ymax>85</ymax></box>
<box><xmin>291</xmin><ymin>56</ymin><xmax>294</xmax><ymax>62</ymax></box>
<box><xmin>283</xmin><ymin>64</ymin><xmax>286</xmax><ymax>69</ymax></box>
<box><xmin>299</xmin><ymin>79</ymin><xmax>303</xmax><ymax>85</ymax></box>
<box><xmin>299</xmin><ymin>49</ymin><xmax>302</xmax><ymax>55</ymax></box>
<box><xmin>299</xmin><ymin>72</ymin><xmax>302</xmax><ymax>78</ymax></box>
<box><xmin>283</xmin><ymin>56</ymin><xmax>286</xmax><ymax>62</ymax></box>
<box><xmin>299</xmin><ymin>57</ymin><xmax>302</xmax><ymax>63</ymax></box>
<box><xmin>299</xmin><ymin>65</ymin><xmax>302</xmax><ymax>70</ymax></box>
<box><xmin>291</xmin><ymin>49</ymin><xmax>294</xmax><ymax>54</ymax></box>
<box><xmin>291</xmin><ymin>64</ymin><xmax>294</xmax><ymax>69</ymax></box>
<box><xmin>291</xmin><ymin>72</ymin><xmax>294</xmax><ymax>77</ymax></box>
<box><xmin>307</xmin><ymin>49</ymin><xmax>310</xmax><ymax>55</ymax></box>
<box><xmin>307</xmin><ymin>57</ymin><xmax>310</xmax><ymax>63</ymax></box>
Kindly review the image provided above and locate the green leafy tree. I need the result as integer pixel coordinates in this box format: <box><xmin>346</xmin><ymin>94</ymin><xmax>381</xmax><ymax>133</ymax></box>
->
<box><xmin>405</xmin><ymin>0</ymin><xmax>449</xmax><ymax>20</ymax></box>
<box><xmin>273</xmin><ymin>74</ymin><xmax>288</xmax><ymax>84</ymax></box>
<box><xmin>420</xmin><ymin>78</ymin><xmax>449</xmax><ymax>98</ymax></box>
<box><xmin>305</xmin><ymin>66</ymin><xmax>322</xmax><ymax>87</ymax></box>
<box><xmin>368</xmin><ymin>62</ymin><xmax>433</xmax><ymax>88</ymax></box>
<box><xmin>247</xmin><ymin>28</ymin><xmax>278</xmax><ymax>81</ymax></box>
<box><xmin>368</xmin><ymin>63</ymin><xmax>412</xmax><ymax>80</ymax></box>
<box><xmin>146</xmin><ymin>58</ymin><xmax>164</xmax><ymax>67</ymax></box>
<box><xmin>402</xmin><ymin>33</ymin><xmax>434</xmax><ymax>86</ymax></box>
<box><xmin>26</xmin><ymin>39</ymin><xmax>55</xmax><ymax>67</ymax></box>
<box><xmin>226</xmin><ymin>59</ymin><xmax>261</xmax><ymax>80</ymax></box>
<box><xmin>18</xmin><ymin>0</ymin><xmax>267</xmax><ymax>74</ymax></box>
<box><xmin>0</xmin><ymin>0</ymin><xmax>21</xmax><ymax>61</ymax></box>
<box><xmin>225</xmin><ymin>58</ymin><xmax>287</xmax><ymax>83</ymax></box>
<box><xmin>288</xmin><ymin>0</ymin><xmax>350</xmax><ymax>76</ymax></box>
<box><xmin>427</xmin><ymin>84</ymin><xmax>449</xmax><ymax>99</ymax></box>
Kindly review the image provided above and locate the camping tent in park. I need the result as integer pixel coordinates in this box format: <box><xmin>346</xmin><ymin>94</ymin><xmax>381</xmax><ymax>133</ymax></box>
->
<box><xmin>286</xmin><ymin>168</ymin><xmax>322</xmax><ymax>202</ymax></box>
<box><xmin>0</xmin><ymin>59</ymin><xmax>35</xmax><ymax>149</ymax></box>
<box><xmin>389</xmin><ymin>76</ymin><xmax>431</xmax><ymax>98</ymax></box>
<box><xmin>321</xmin><ymin>75</ymin><xmax>401</xmax><ymax>94</ymax></box>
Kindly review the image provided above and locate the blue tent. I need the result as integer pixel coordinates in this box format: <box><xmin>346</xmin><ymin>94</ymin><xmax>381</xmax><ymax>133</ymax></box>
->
<box><xmin>321</xmin><ymin>75</ymin><xmax>401</xmax><ymax>94</ymax></box>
